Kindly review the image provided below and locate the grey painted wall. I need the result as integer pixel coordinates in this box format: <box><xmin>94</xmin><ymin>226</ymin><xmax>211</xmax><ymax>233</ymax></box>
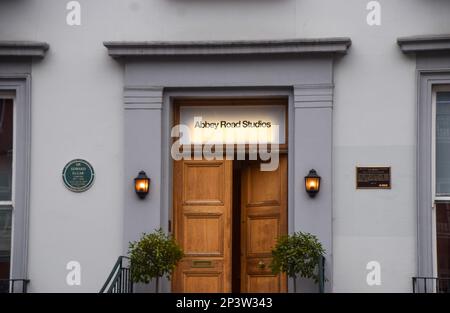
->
<box><xmin>293</xmin><ymin>85</ymin><xmax>333</xmax><ymax>292</ymax></box>
<box><xmin>1</xmin><ymin>0</ymin><xmax>450</xmax><ymax>292</ymax></box>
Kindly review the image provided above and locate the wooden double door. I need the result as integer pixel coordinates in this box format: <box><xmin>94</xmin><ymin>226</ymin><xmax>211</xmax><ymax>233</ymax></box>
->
<box><xmin>172</xmin><ymin>156</ymin><xmax>287</xmax><ymax>293</ymax></box>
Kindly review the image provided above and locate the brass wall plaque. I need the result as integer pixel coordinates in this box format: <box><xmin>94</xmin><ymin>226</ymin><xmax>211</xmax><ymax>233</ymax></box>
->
<box><xmin>356</xmin><ymin>167</ymin><xmax>391</xmax><ymax>189</ymax></box>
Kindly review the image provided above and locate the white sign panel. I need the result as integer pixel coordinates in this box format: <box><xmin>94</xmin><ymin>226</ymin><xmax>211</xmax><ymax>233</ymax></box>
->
<box><xmin>179</xmin><ymin>105</ymin><xmax>286</xmax><ymax>145</ymax></box>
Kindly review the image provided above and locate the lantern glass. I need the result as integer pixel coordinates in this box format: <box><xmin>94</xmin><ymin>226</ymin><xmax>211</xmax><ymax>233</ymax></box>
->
<box><xmin>135</xmin><ymin>179</ymin><xmax>149</xmax><ymax>193</ymax></box>
<box><xmin>134</xmin><ymin>171</ymin><xmax>150</xmax><ymax>198</ymax></box>
<box><xmin>306</xmin><ymin>177</ymin><xmax>320</xmax><ymax>192</ymax></box>
<box><xmin>304</xmin><ymin>169</ymin><xmax>321</xmax><ymax>197</ymax></box>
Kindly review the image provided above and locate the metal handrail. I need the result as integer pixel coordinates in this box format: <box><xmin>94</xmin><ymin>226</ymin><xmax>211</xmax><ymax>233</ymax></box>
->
<box><xmin>412</xmin><ymin>276</ymin><xmax>450</xmax><ymax>293</ymax></box>
<box><xmin>100</xmin><ymin>256</ymin><xmax>133</xmax><ymax>293</ymax></box>
<box><xmin>0</xmin><ymin>279</ymin><xmax>30</xmax><ymax>293</ymax></box>
<box><xmin>318</xmin><ymin>255</ymin><xmax>325</xmax><ymax>293</ymax></box>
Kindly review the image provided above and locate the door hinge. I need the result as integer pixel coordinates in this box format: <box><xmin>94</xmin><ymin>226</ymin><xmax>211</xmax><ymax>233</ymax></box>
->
<box><xmin>168</xmin><ymin>220</ymin><xmax>172</xmax><ymax>233</ymax></box>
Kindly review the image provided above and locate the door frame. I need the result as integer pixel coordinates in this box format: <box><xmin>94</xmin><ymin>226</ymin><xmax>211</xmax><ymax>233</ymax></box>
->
<box><xmin>171</xmin><ymin>97</ymin><xmax>289</xmax><ymax>292</ymax></box>
<box><xmin>111</xmin><ymin>40</ymin><xmax>341</xmax><ymax>292</ymax></box>
<box><xmin>162</xmin><ymin>89</ymin><xmax>295</xmax><ymax>292</ymax></box>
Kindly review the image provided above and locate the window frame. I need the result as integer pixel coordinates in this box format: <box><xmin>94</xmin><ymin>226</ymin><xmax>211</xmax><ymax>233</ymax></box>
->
<box><xmin>398</xmin><ymin>33</ymin><xmax>450</xmax><ymax>291</ymax></box>
<box><xmin>0</xmin><ymin>75</ymin><xmax>31</xmax><ymax>291</ymax></box>
<box><xmin>432</xmin><ymin>85</ymin><xmax>450</xmax><ymax>202</ymax></box>
<box><xmin>0</xmin><ymin>96</ymin><xmax>16</xmax><ymax>207</ymax></box>
<box><xmin>0</xmin><ymin>96</ymin><xmax>16</xmax><ymax>287</ymax></box>
<box><xmin>432</xmin><ymin>85</ymin><xmax>450</xmax><ymax>282</ymax></box>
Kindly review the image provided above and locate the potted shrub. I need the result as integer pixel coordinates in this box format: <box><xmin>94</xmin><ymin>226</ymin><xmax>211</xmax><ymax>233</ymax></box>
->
<box><xmin>270</xmin><ymin>231</ymin><xmax>325</xmax><ymax>293</ymax></box>
<box><xmin>128</xmin><ymin>228</ymin><xmax>183</xmax><ymax>293</ymax></box>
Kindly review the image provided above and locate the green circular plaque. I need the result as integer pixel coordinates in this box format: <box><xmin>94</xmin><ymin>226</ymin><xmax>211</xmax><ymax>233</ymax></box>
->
<box><xmin>62</xmin><ymin>159</ymin><xmax>95</xmax><ymax>192</ymax></box>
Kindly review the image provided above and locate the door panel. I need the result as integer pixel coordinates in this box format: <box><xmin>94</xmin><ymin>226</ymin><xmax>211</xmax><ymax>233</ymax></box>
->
<box><xmin>183</xmin><ymin>213</ymin><xmax>223</xmax><ymax>255</ymax></box>
<box><xmin>172</xmin><ymin>160</ymin><xmax>232</xmax><ymax>293</ymax></box>
<box><xmin>183</xmin><ymin>272</ymin><xmax>223</xmax><ymax>293</ymax></box>
<box><xmin>241</xmin><ymin>155</ymin><xmax>287</xmax><ymax>293</ymax></box>
<box><xmin>247</xmin><ymin>217</ymin><xmax>279</xmax><ymax>255</ymax></box>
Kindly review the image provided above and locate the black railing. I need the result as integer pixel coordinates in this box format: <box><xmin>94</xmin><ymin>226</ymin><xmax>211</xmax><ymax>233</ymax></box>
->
<box><xmin>412</xmin><ymin>277</ymin><xmax>450</xmax><ymax>293</ymax></box>
<box><xmin>100</xmin><ymin>256</ymin><xmax>133</xmax><ymax>293</ymax></box>
<box><xmin>318</xmin><ymin>255</ymin><xmax>325</xmax><ymax>293</ymax></box>
<box><xmin>0</xmin><ymin>279</ymin><xmax>30</xmax><ymax>293</ymax></box>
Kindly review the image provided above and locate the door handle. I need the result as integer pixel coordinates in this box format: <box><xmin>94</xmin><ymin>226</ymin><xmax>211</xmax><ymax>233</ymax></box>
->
<box><xmin>257</xmin><ymin>260</ymin><xmax>266</xmax><ymax>269</ymax></box>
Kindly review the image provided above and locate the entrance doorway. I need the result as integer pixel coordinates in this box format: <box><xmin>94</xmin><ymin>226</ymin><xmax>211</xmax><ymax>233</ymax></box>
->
<box><xmin>171</xmin><ymin>156</ymin><xmax>287</xmax><ymax>293</ymax></box>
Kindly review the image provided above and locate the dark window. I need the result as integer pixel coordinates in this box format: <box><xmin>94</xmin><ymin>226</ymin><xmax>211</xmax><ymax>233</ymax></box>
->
<box><xmin>436</xmin><ymin>203</ymin><xmax>450</xmax><ymax>292</ymax></box>
<box><xmin>436</xmin><ymin>92</ymin><xmax>450</xmax><ymax>292</ymax></box>
<box><xmin>0</xmin><ymin>98</ymin><xmax>13</xmax><ymax>292</ymax></box>
<box><xmin>436</xmin><ymin>92</ymin><xmax>450</xmax><ymax>196</ymax></box>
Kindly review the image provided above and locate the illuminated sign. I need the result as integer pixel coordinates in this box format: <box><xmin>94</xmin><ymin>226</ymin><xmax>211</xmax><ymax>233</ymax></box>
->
<box><xmin>179</xmin><ymin>105</ymin><xmax>286</xmax><ymax>145</ymax></box>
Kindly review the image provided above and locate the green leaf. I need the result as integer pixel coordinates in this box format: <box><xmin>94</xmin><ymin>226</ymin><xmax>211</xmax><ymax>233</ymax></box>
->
<box><xmin>128</xmin><ymin>228</ymin><xmax>184</xmax><ymax>284</ymax></box>
<box><xmin>270</xmin><ymin>231</ymin><xmax>325</xmax><ymax>283</ymax></box>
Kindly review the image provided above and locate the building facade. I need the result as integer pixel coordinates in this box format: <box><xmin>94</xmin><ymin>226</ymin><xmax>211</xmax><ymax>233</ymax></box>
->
<box><xmin>0</xmin><ymin>0</ymin><xmax>450</xmax><ymax>293</ymax></box>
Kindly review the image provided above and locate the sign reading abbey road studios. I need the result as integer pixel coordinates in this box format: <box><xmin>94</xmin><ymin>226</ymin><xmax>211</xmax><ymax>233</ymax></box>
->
<box><xmin>179</xmin><ymin>105</ymin><xmax>286</xmax><ymax>145</ymax></box>
<box><xmin>62</xmin><ymin>159</ymin><xmax>95</xmax><ymax>192</ymax></box>
<box><xmin>356</xmin><ymin>167</ymin><xmax>391</xmax><ymax>189</ymax></box>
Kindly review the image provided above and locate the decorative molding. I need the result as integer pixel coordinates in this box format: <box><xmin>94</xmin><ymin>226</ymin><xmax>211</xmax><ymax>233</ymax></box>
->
<box><xmin>293</xmin><ymin>84</ymin><xmax>334</xmax><ymax>108</ymax></box>
<box><xmin>104</xmin><ymin>38</ymin><xmax>351</xmax><ymax>58</ymax></box>
<box><xmin>118</xmin><ymin>39</ymin><xmax>345</xmax><ymax>292</ymax></box>
<box><xmin>416</xmin><ymin>71</ymin><xmax>450</xmax><ymax>282</ymax></box>
<box><xmin>124</xmin><ymin>86</ymin><xmax>163</xmax><ymax>110</ymax></box>
<box><xmin>398</xmin><ymin>34</ymin><xmax>450</xmax><ymax>54</ymax></box>
<box><xmin>0</xmin><ymin>41</ymin><xmax>49</xmax><ymax>58</ymax></box>
<box><xmin>0</xmin><ymin>74</ymin><xmax>32</xmax><ymax>289</ymax></box>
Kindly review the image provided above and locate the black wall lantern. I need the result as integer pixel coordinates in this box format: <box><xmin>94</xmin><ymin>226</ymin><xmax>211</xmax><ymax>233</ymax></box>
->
<box><xmin>305</xmin><ymin>169</ymin><xmax>321</xmax><ymax>198</ymax></box>
<box><xmin>134</xmin><ymin>171</ymin><xmax>150</xmax><ymax>199</ymax></box>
